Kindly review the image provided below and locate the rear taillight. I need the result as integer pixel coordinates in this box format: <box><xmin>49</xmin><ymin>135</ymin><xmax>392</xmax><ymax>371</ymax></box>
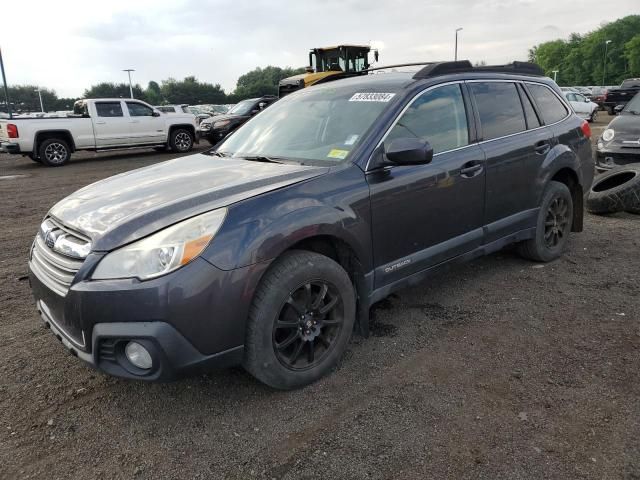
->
<box><xmin>7</xmin><ymin>123</ymin><xmax>19</xmax><ymax>138</ymax></box>
<box><xmin>580</xmin><ymin>120</ymin><xmax>591</xmax><ymax>139</ymax></box>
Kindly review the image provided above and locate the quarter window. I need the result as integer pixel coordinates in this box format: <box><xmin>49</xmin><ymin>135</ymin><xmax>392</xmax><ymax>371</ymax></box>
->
<box><xmin>527</xmin><ymin>84</ymin><xmax>568</xmax><ymax>124</ymax></box>
<box><xmin>386</xmin><ymin>84</ymin><xmax>469</xmax><ymax>154</ymax></box>
<box><xmin>95</xmin><ymin>102</ymin><xmax>123</xmax><ymax>117</ymax></box>
<box><xmin>470</xmin><ymin>82</ymin><xmax>526</xmax><ymax>141</ymax></box>
<box><xmin>126</xmin><ymin>102</ymin><xmax>154</xmax><ymax>117</ymax></box>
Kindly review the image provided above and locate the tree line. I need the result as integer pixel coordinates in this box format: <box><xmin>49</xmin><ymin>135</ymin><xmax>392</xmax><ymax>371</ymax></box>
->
<box><xmin>1</xmin><ymin>66</ymin><xmax>304</xmax><ymax>113</ymax></box>
<box><xmin>529</xmin><ymin>15</ymin><xmax>640</xmax><ymax>86</ymax></box>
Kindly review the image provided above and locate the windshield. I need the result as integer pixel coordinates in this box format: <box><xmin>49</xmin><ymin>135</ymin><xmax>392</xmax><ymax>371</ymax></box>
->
<box><xmin>228</xmin><ymin>99</ymin><xmax>256</xmax><ymax>116</ymax></box>
<box><xmin>216</xmin><ymin>83</ymin><xmax>398</xmax><ymax>165</ymax></box>
<box><xmin>622</xmin><ymin>93</ymin><xmax>640</xmax><ymax>114</ymax></box>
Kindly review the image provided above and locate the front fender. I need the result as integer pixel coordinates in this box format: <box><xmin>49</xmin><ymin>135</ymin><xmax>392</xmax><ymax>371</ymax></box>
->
<box><xmin>203</xmin><ymin>165</ymin><xmax>373</xmax><ymax>272</ymax></box>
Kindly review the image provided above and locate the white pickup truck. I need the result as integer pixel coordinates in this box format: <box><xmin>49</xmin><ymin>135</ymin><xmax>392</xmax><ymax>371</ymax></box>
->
<box><xmin>0</xmin><ymin>98</ymin><xmax>199</xmax><ymax>166</ymax></box>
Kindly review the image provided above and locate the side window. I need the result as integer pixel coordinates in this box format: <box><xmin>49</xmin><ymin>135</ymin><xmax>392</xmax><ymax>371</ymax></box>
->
<box><xmin>386</xmin><ymin>84</ymin><xmax>469</xmax><ymax>154</ymax></box>
<box><xmin>517</xmin><ymin>84</ymin><xmax>541</xmax><ymax>129</ymax></box>
<box><xmin>470</xmin><ymin>82</ymin><xmax>526</xmax><ymax>140</ymax></box>
<box><xmin>126</xmin><ymin>102</ymin><xmax>154</xmax><ymax>117</ymax></box>
<box><xmin>527</xmin><ymin>84</ymin><xmax>569</xmax><ymax>124</ymax></box>
<box><xmin>95</xmin><ymin>102</ymin><xmax>123</xmax><ymax>118</ymax></box>
<box><xmin>157</xmin><ymin>106</ymin><xmax>173</xmax><ymax>113</ymax></box>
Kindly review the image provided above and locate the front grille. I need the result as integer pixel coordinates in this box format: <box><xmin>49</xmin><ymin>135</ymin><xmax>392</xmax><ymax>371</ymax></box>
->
<box><xmin>30</xmin><ymin>218</ymin><xmax>89</xmax><ymax>297</ymax></box>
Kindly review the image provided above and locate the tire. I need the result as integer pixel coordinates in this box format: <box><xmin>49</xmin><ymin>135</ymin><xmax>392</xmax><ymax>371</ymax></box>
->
<box><xmin>243</xmin><ymin>250</ymin><xmax>356</xmax><ymax>390</ymax></box>
<box><xmin>607</xmin><ymin>107</ymin><xmax>615</xmax><ymax>116</ymax></box>
<box><xmin>586</xmin><ymin>165</ymin><xmax>640</xmax><ymax>215</ymax></box>
<box><xmin>38</xmin><ymin>138</ymin><xmax>71</xmax><ymax>167</ymax></box>
<box><xmin>518</xmin><ymin>181</ymin><xmax>573</xmax><ymax>262</ymax></box>
<box><xmin>168</xmin><ymin>128</ymin><xmax>194</xmax><ymax>153</ymax></box>
<box><xmin>589</xmin><ymin>110</ymin><xmax>597</xmax><ymax>123</ymax></box>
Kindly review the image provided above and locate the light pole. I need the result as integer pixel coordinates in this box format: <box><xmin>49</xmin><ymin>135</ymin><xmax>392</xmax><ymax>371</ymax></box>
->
<box><xmin>123</xmin><ymin>69</ymin><xmax>135</xmax><ymax>98</ymax></box>
<box><xmin>602</xmin><ymin>40</ymin><xmax>611</xmax><ymax>86</ymax></box>
<box><xmin>552</xmin><ymin>70</ymin><xmax>559</xmax><ymax>82</ymax></box>
<box><xmin>0</xmin><ymin>47</ymin><xmax>12</xmax><ymax>118</ymax></box>
<box><xmin>455</xmin><ymin>27</ymin><xmax>463</xmax><ymax>61</ymax></box>
<box><xmin>34</xmin><ymin>87</ymin><xmax>44</xmax><ymax>112</ymax></box>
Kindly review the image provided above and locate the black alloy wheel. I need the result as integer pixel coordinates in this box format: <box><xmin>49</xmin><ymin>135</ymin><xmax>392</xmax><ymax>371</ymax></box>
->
<box><xmin>272</xmin><ymin>281</ymin><xmax>344</xmax><ymax>371</ymax></box>
<box><xmin>544</xmin><ymin>196</ymin><xmax>570</xmax><ymax>248</ymax></box>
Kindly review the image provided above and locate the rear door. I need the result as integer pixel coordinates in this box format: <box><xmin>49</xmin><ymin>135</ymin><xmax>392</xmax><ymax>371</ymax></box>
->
<box><xmin>469</xmin><ymin>80</ymin><xmax>554</xmax><ymax>243</ymax></box>
<box><xmin>125</xmin><ymin>101</ymin><xmax>166</xmax><ymax>144</ymax></box>
<box><xmin>367</xmin><ymin>83</ymin><xmax>486</xmax><ymax>288</ymax></box>
<box><xmin>92</xmin><ymin>101</ymin><xmax>132</xmax><ymax>147</ymax></box>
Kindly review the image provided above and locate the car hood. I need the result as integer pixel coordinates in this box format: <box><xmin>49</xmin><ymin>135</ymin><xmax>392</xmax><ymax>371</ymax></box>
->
<box><xmin>49</xmin><ymin>153</ymin><xmax>328</xmax><ymax>251</ymax></box>
<box><xmin>608</xmin><ymin>114</ymin><xmax>640</xmax><ymax>138</ymax></box>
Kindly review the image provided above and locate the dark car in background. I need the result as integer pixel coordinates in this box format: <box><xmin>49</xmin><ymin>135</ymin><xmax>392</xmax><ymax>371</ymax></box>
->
<box><xmin>596</xmin><ymin>92</ymin><xmax>640</xmax><ymax>170</ymax></box>
<box><xmin>602</xmin><ymin>78</ymin><xmax>640</xmax><ymax>115</ymax></box>
<box><xmin>199</xmin><ymin>95</ymin><xmax>278</xmax><ymax>144</ymax></box>
<box><xmin>28</xmin><ymin>61</ymin><xmax>593</xmax><ymax>389</ymax></box>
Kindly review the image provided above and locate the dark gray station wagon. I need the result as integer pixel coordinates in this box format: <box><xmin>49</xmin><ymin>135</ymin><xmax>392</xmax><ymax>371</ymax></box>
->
<box><xmin>29</xmin><ymin>61</ymin><xmax>594</xmax><ymax>389</ymax></box>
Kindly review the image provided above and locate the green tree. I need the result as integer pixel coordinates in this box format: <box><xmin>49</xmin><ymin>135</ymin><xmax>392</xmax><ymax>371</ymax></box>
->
<box><xmin>529</xmin><ymin>15</ymin><xmax>640</xmax><ymax>86</ymax></box>
<box><xmin>83</xmin><ymin>82</ymin><xmax>147</xmax><ymax>100</ymax></box>
<box><xmin>160</xmin><ymin>76</ymin><xmax>226</xmax><ymax>105</ymax></box>
<box><xmin>144</xmin><ymin>81</ymin><xmax>163</xmax><ymax>105</ymax></box>
<box><xmin>624</xmin><ymin>35</ymin><xmax>640</xmax><ymax>77</ymax></box>
<box><xmin>231</xmin><ymin>66</ymin><xmax>305</xmax><ymax>100</ymax></box>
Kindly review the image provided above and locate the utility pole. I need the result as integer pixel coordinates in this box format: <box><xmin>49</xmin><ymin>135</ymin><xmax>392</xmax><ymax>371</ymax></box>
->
<box><xmin>0</xmin><ymin>47</ymin><xmax>12</xmax><ymax>118</ymax></box>
<box><xmin>123</xmin><ymin>69</ymin><xmax>135</xmax><ymax>98</ymax></box>
<box><xmin>602</xmin><ymin>40</ymin><xmax>612</xmax><ymax>86</ymax></box>
<box><xmin>35</xmin><ymin>87</ymin><xmax>44</xmax><ymax>112</ymax></box>
<box><xmin>455</xmin><ymin>27</ymin><xmax>463</xmax><ymax>61</ymax></box>
<box><xmin>552</xmin><ymin>70</ymin><xmax>559</xmax><ymax>82</ymax></box>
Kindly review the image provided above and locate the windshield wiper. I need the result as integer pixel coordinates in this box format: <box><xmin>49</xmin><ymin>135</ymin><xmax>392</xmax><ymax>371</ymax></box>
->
<box><xmin>206</xmin><ymin>150</ymin><xmax>230</xmax><ymax>157</ymax></box>
<box><xmin>240</xmin><ymin>155</ymin><xmax>286</xmax><ymax>164</ymax></box>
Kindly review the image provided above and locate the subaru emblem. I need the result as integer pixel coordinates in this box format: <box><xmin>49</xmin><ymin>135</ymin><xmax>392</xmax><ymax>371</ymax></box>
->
<box><xmin>45</xmin><ymin>231</ymin><xmax>55</xmax><ymax>249</ymax></box>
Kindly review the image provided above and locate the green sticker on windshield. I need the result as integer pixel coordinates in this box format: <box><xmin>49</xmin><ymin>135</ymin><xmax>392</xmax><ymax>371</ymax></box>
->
<box><xmin>328</xmin><ymin>149</ymin><xmax>349</xmax><ymax>159</ymax></box>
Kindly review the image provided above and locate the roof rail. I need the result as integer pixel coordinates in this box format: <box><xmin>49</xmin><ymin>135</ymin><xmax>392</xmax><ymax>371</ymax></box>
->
<box><xmin>363</xmin><ymin>62</ymin><xmax>435</xmax><ymax>73</ymax></box>
<box><xmin>413</xmin><ymin>60</ymin><xmax>544</xmax><ymax>79</ymax></box>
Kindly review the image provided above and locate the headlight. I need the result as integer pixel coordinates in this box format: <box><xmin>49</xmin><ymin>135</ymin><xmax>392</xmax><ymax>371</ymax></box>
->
<box><xmin>200</xmin><ymin>123</ymin><xmax>211</xmax><ymax>130</ymax></box>
<box><xmin>602</xmin><ymin>129</ymin><xmax>615</xmax><ymax>142</ymax></box>
<box><xmin>92</xmin><ymin>209</ymin><xmax>227</xmax><ymax>280</ymax></box>
<box><xmin>213</xmin><ymin>120</ymin><xmax>231</xmax><ymax>128</ymax></box>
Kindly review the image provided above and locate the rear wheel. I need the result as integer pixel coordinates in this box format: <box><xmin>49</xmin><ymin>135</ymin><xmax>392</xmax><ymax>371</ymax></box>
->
<box><xmin>169</xmin><ymin>129</ymin><xmax>194</xmax><ymax>153</ymax></box>
<box><xmin>518</xmin><ymin>181</ymin><xmax>573</xmax><ymax>262</ymax></box>
<box><xmin>589</xmin><ymin>110</ymin><xmax>597</xmax><ymax>123</ymax></box>
<box><xmin>39</xmin><ymin>138</ymin><xmax>71</xmax><ymax>167</ymax></box>
<box><xmin>243</xmin><ymin>251</ymin><xmax>355</xmax><ymax>390</ymax></box>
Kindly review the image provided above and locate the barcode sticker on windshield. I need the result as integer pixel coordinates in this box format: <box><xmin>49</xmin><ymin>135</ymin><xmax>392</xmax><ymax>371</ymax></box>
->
<box><xmin>349</xmin><ymin>93</ymin><xmax>396</xmax><ymax>102</ymax></box>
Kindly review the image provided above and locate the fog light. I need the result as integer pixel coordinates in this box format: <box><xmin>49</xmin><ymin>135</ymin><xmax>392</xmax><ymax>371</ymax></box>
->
<box><xmin>125</xmin><ymin>341</ymin><xmax>153</xmax><ymax>369</ymax></box>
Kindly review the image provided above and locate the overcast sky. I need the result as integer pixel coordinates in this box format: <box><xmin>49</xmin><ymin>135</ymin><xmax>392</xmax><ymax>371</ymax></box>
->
<box><xmin>1</xmin><ymin>0</ymin><xmax>637</xmax><ymax>98</ymax></box>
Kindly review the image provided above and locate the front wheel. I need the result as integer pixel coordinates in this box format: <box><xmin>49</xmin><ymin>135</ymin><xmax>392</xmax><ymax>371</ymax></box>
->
<box><xmin>243</xmin><ymin>251</ymin><xmax>356</xmax><ymax>390</ymax></box>
<box><xmin>589</xmin><ymin>110</ymin><xmax>597</xmax><ymax>123</ymax></box>
<box><xmin>39</xmin><ymin>138</ymin><xmax>71</xmax><ymax>167</ymax></box>
<box><xmin>169</xmin><ymin>129</ymin><xmax>194</xmax><ymax>153</ymax></box>
<box><xmin>518</xmin><ymin>181</ymin><xmax>573</xmax><ymax>262</ymax></box>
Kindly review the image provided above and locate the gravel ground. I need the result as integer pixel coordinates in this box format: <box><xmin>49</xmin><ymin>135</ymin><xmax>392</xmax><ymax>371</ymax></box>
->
<box><xmin>1</xmin><ymin>116</ymin><xmax>639</xmax><ymax>480</ymax></box>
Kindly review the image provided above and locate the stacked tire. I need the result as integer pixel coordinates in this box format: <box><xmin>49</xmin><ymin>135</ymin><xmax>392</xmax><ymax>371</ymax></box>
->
<box><xmin>586</xmin><ymin>165</ymin><xmax>640</xmax><ymax>215</ymax></box>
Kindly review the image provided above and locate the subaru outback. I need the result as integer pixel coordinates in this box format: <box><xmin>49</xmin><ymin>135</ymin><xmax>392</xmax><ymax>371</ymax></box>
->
<box><xmin>29</xmin><ymin>61</ymin><xmax>594</xmax><ymax>389</ymax></box>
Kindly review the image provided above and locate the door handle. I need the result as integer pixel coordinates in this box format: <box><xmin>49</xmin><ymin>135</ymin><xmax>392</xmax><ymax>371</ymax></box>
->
<box><xmin>460</xmin><ymin>162</ymin><xmax>483</xmax><ymax>178</ymax></box>
<box><xmin>534</xmin><ymin>141</ymin><xmax>551</xmax><ymax>155</ymax></box>
<box><xmin>94</xmin><ymin>121</ymin><xmax>106</xmax><ymax>125</ymax></box>
<box><xmin>130</xmin><ymin>120</ymin><xmax>140</xmax><ymax>123</ymax></box>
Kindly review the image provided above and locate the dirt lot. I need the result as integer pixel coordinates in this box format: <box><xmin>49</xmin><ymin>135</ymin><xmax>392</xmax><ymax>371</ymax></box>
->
<box><xmin>1</xmin><ymin>116</ymin><xmax>639</xmax><ymax>480</ymax></box>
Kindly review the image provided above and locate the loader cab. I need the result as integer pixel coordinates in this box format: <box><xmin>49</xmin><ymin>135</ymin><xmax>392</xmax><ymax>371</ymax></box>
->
<box><xmin>278</xmin><ymin>44</ymin><xmax>379</xmax><ymax>98</ymax></box>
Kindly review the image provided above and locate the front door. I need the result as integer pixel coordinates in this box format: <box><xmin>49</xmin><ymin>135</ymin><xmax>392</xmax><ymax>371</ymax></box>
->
<box><xmin>125</xmin><ymin>101</ymin><xmax>166</xmax><ymax>144</ymax></box>
<box><xmin>367</xmin><ymin>83</ymin><xmax>486</xmax><ymax>288</ymax></box>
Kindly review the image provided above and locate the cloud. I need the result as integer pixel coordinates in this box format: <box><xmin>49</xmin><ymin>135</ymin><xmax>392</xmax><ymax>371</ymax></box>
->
<box><xmin>0</xmin><ymin>0</ymin><xmax>638</xmax><ymax>98</ymax></box>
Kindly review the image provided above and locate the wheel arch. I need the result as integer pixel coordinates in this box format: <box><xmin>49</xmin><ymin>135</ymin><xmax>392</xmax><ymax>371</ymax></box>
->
<box><xmin>550</xmin><ymin>166</ymin><xmax>583</xmax><ymax>232</ymax></box>
<box><xmin>168</xmin><ymin>123</ymin><xmax>196</xmax><ymax>139</ymax></box>
<box><xmin>34</xmin><ymin>130</ymin><xmax>76</xmax><ymax>156</ymax></box>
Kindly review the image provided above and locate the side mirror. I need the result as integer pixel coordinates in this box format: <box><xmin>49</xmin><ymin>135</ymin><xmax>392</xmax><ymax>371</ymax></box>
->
<box><xmin>384</xmin><ymin>138</ymin><xmax>433</xmax><ymax>165</ymax></box>
<box><xmin>152</xmin><ymin>111</ymin><xmax>161</xmax><ymax>117</ymax></box>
